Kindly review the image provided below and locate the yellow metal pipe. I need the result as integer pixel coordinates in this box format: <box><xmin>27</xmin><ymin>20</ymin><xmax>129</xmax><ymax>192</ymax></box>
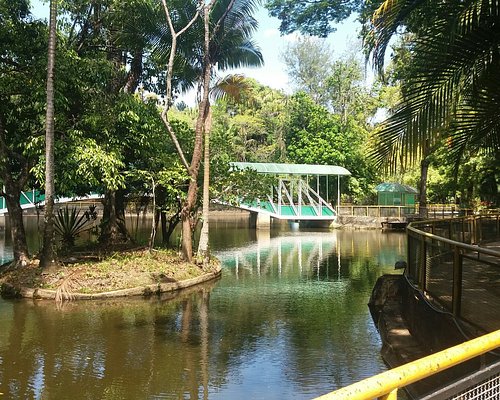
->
<box><xmin>379</xmin><ymin>389</ymin><xmax>397</xmax><ymax>400</ymax></box>
<box><xmin>314</xmin><ymin>329</ymin><xmax>500</xmax><ymax>400</ymax></box>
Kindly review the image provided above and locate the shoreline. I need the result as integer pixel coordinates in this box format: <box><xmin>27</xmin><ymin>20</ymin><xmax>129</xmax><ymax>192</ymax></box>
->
<box><xmin>5</xmin><ymin>265</ymin><xmax>222</xmax><ymax>301</ymax></box>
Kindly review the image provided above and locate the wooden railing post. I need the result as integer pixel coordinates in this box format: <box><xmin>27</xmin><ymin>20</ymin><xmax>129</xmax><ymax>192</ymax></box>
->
<box><xmin>420</xmin><ymin>237</ymin><xmax>427</xmax><ymax>291</ymax></box>
<box><xmin>472</xmin><ymin>217</ymin><xmax>477</xmax><ymax>244</ymax></box>
<box><xmin>452</xmin><ymin>246</ymin><xmax>463</xmax><ymax>318</ymax></box>
<box><xmin>497</xmin><ymin>214</ymin><xmax>500</xmax><ymax>239</ymax></box>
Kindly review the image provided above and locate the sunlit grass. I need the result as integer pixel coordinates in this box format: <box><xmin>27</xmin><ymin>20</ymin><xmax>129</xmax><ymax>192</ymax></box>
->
<box><xmin>0</xmin><ymin>249</ymin><xmax>219</xmax><ymax>295</ymax></box>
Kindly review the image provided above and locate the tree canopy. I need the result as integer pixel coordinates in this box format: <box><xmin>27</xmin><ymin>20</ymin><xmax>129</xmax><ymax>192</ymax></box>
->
<box><xmin>265</xmin><ymin>0</ymin><xmax>362</xmax><ymax>37</ymax></box>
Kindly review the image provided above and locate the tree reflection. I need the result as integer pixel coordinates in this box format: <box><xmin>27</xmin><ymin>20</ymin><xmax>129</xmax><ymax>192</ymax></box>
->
<box><xmin>0</xmin><ymin>230</ymin><xmax>406</xmax><ymax>399</ymax></box>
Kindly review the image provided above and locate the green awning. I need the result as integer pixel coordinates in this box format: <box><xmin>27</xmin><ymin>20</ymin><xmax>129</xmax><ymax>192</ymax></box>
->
<box><xmin>230</xmin><ymin>162</ymin><xmax>351</xmax><ymax>176</ymax></box>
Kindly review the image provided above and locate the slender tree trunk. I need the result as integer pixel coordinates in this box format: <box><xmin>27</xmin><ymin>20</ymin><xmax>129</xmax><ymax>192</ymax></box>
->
<box><xmin>148</xmin><ymin>177</ymin><xmax>156</xmax><ymax>249</ymax></box>
<box><xmin>180</xmin><ymin>5</ymin><xmax>212</xmax><ymax>262</ymax></box>
<box><xmin>419</xmin><ymin>157</ymin><xmax>430</xmax><ymax>218</ymax></box>
<box><xmin>197</xmin><ymin>106</ymin><xmax>212</xmax><ymax>264</ymax></box>
<box><xmin>4</xmin><ymin>189</ymin><xmax>29</xmax><ymax>266</ymax></box>
<box><xmin>41</xmin><ymin>0</ymin><xmax>58</xmax><ymax>270</ymax></box>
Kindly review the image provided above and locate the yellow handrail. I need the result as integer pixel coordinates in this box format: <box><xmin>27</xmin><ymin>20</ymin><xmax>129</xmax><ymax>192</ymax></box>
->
<box><xmin>314</xmin><ymin>329</ymin><xmax>500</xmax><ymax>400</ymax></box>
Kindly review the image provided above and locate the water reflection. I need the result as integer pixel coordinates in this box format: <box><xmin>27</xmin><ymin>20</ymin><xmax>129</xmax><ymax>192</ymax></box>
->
<box><xmin>0</xmin><ymin>217</ymin><xmax>406</xmax><ymax>399</ymax></box>
<box><xmin>0</xmin><ymin>282</ymin><xmax>217</xmax><ymax>399</ymax></box>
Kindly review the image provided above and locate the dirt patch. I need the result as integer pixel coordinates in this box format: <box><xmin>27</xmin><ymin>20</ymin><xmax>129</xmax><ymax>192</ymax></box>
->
<box><xmin>0</xmin><ymin>248</ymin><xmax>220</xmax><ymax>298</ymax></box>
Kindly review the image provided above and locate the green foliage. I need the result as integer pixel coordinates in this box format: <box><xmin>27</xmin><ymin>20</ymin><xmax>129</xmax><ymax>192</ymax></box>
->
<box><xmin>211</xmin><ymin>165</ymin><xmax>275</xmax><ymax>207</ymax></box>
<box><xmin>210</xmin><ymin>79</ymin><xmax>288</xmax><ymax>163</ymax></box>
<box><xmin>265</xmin><ymin>0</ymin><xmax>361</xmax><ymax>37</ymax></box>
<box><xmin>284</xmin><ymin>92</ymin><xmax>377</xmax><ymax>202</ymax></box>
<box><xmin>327</xmin><ymin>54</ymin><xmax>377</xmax><ymax>124</ymax></box>
<box><xmin>367</xmin><ymin>0</ymin><xmax>500</xmax><ymax>167</ymax></box>
<box><xmin>281</xmin><ymin>37</ymin><xmax>333</xmax><ymax>106</ymax></box>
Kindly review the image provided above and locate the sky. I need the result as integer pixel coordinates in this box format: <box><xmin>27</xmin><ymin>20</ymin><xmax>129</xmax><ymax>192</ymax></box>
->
<box><xmin>229</xmin><ymin>8</ymin><xmax>362</xmax><ymax>93</ymax></box>
<box><xmin>30</xmin><ymin>1</ymin><xmax>364</xmax><ymax>102</ymax></box>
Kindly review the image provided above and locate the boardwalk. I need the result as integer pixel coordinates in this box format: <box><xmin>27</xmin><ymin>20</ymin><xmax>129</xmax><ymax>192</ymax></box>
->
<box><xmin>426</xmin><ymin>240</ymin><xmax>500</xmax><ymax>332</ymax></box>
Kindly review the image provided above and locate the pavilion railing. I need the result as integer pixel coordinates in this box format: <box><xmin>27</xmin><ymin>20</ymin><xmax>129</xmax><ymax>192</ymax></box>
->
<box><xmin>337</xmin><ymin>205</ymin><xmax>416</xmax><ymax>218</ymax></box>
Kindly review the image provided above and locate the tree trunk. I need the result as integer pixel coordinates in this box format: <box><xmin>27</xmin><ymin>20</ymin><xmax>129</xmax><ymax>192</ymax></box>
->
<box><xmin>4</xmin><ymin>190</ymin><xmax>29</xmax><ymax>266</ymax></box>
<box><xmin>124</xmin><ymin>50</ymin><xmax>143</xmax><ymax>94</ymax></box>
<box><xmin>41</xmin><ymin>0</ymin><xmax>58</xmax><ymax>270</ymax></box>
<box><xmin>100</xmin><ymin>190</ymin><xmax>119</xmax><ymax>244</ymax></box>
<box><xmin>148</xmin><ymin>178</ymin><xmax>156</xmax><ymax>249</ymax></box>
<box><xmin>197</xmin><ymin>106</ymin><xmax>212</xmax><ymax>264</ymax></box>
<box><xmin>161</xmin><ymin>212</ymin><xmax>168</xmax><ymax>244</ymax></box>
<box><xmin>180</xmin><ymin>5</ymin><xmax>213</xmax><ymax>262</ymax></box>
<box><xmin>100</xmin><ymin>190</ymin><xmax>131</xmax><ymax>245</ymax></box>
<box><xmin>419</xmin><ymin>157</ymin><xmax>430</xmax><ymax>218</ymax></box>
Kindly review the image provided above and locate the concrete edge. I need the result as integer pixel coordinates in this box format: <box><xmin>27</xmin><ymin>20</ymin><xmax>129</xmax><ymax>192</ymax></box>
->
<box><xmin>14</xmin><ymin>266</ymin><xmax>222</xmax><ymax>301</ymax></box>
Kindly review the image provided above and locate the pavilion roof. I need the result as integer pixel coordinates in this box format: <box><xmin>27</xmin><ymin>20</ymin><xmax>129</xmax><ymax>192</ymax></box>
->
<box><xmin>230</xmin><ymin>162</ymin><xmax>351</xmax><ymax>176</ymax></box>
<box><xmin>375</xmin><ymin>182</ymin><xmax>418</xmax><ymax>193</ymax></box>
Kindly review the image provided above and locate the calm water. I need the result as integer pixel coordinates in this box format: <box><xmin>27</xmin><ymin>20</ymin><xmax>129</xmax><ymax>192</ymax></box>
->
<box><xmin>0</xmin><ymin>215</ymin><xmax>406</xmax><ymax>399</ymax></box>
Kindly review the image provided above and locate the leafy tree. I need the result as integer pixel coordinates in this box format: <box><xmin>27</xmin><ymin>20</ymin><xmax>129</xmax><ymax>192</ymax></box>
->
<box><xmin>160</xmin><ymin>0</ymin><xmax>263</xmax><ymax>262</ymax></box>
<box><xmin>284</xmin><ymin>92</ymin><xmax>376</xmax><ymax>202</ymax></box>
<box><xmin>281</xmin><ymin>36</ymin><xmax>333</xmax><ymax>106</ymax></box>
<box><xmin>52</xmin><ymin>0</ymin><xmax>168</xmax><ymax>244</ymax></box>
<box><xmin>265</xmin><ymin>0</ymin><xmax>361</xmax><ymax>37</ymax></box>
<box><xmin>327</xmin><ymin>52</ymin><xmax>376</xmax><ymax>125</ymax></box>
<box><xmin>0</xmin><ymin>0</ymin><xmax>47</xmax><ymax>265</ymax></box>
<box><xmin>367</xmin><ymin>0</ymin><xmax>500</xmax><ymax>214</ymax></box>
<box><xmin>210</xmin><ymin>78</ymin><xmax>288</xmax><ymax>162</ymax></box>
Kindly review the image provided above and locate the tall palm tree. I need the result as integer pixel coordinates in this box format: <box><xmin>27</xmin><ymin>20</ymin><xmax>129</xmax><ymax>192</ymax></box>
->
<box><xmin>367</xmin><ymin>0</ymin><xmax>500</xmax><ymax>213</ymax></box>
<box><xmin>196</xmin><ymin>0</ymin><xmax>263</xmax><ymax>263</ymax></box>
<box><xmin>197</xmin><ymin>74</ymin><xmax>255</xmax><ymax>263</ymax></box>
<box><xmin>160</xmin><ymin>0</ymin><xmax>262</xmax><ymax>262</ymax></box>
<box><xmin>41</xmin><ymin>0</ymin><xmax>57</xmax><ymax>270</ymax></box>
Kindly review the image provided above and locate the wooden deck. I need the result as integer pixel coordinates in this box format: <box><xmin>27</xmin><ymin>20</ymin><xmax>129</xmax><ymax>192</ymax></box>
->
<box><xmin>381</xmin><ymin>221</ymin><xmax>408</xmax><ymax>230</ymax></box>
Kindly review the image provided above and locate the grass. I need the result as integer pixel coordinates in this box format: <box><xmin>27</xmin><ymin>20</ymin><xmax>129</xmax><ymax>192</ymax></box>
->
<box><xmin>0</xmin><ymin>248</ymin><xmax>219</xmax><ymax>295</ymax></box>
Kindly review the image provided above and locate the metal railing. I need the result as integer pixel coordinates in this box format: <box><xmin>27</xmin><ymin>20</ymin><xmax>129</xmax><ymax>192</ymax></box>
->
<box><xmin>313</xmin><ymin>214</ymin><xmax>500</xmax><ymax>399</ymax></box>
<box><xmin>337</xmin><ymin>204</ymin><xmax>477</xmax><ymax>219</ymax></box>
<box><xmin>338</xmin><ymin>205</ymin><xmax>417</xmax><ymax>218</ymax></box>
<box><xmin>314</xmin><ymin>329</ymin><xmax>500</xmax><ymax>400</ymax></box>
<box><xmin>406</xmin><ymin>214</ymin><xmax>500</xmax><ymax>331</ymax></box>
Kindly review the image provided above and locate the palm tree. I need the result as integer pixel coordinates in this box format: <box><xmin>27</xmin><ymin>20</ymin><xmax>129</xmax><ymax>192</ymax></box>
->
<box><xmin>160</xmin><ymin>0</ymin><xmax>262</xmax><ymax>262</ymax></box>
<box><xmin>41</xmin><ymin>0</ymin><xmax>58</xmax><ymax>270</ymax></box>
<box><xmin>367</xmin><ymin>0</ymin><xmax>500</xmax><ymax>214</ymax></box>
<box><xmin>198</xmin><ymin>1</ymin><xmax>263</xmax><ymax>263</ymax></box>
<box><xmin>197</xmin><ymin>74</ymin><xmax>255</xmax><ymax>263</ymax></box>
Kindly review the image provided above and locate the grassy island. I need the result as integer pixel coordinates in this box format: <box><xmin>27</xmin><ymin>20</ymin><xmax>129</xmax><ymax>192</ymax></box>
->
<box><xmin>0</xmin><ymin>248</ymin><xmax>221</xmax><ymax>300</ymax></box>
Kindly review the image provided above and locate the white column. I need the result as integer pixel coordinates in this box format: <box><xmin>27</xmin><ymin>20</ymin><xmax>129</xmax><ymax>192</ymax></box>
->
<box><xmin>337</xmin><ymin>175</ymin><xmax>341</xmax><ymax>213</ymax></box>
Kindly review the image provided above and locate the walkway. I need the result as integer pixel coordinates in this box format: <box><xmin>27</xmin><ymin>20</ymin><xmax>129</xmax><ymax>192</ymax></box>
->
<box><xmin>427</xmin><ymin>240</ymin><xmax>500</xmax><ymax>332</ymax></box>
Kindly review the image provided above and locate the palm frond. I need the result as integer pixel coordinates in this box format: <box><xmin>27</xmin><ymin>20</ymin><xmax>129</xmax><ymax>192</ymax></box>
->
<box><xmin>370</xmin><ymin>0</ymin><xmax>500</xmax><ymax>168</ymax></box>
<box><xmin>211</xmin><ymin>74</ymin><xmax>254</xmax><ymax>103</ymax></box>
